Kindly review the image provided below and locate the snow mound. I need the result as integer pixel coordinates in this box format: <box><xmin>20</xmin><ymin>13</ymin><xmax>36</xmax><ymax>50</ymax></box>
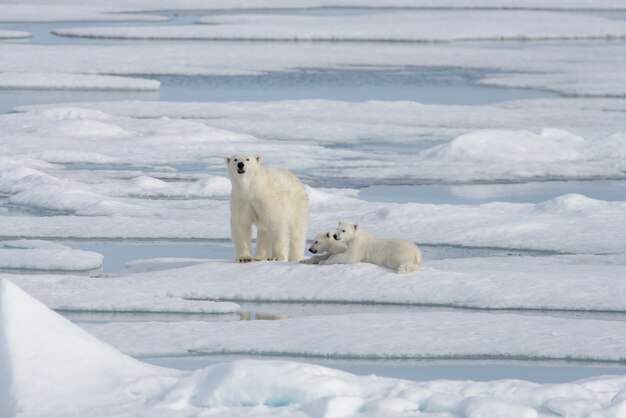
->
<box><xmin>422</xmin><ymin>128</ymin><xmax>585</xmax><ymax>163</ymax></box>
<box><xmin>0</xmin><ymin>279</ymin><xmax>179</xmax><ymax>417</ymax></box>
<box><xmin>166</xmin><ymin>359</ymin><xmax>369</xmax><ymax>410</ymax></box>
<box><xmin>53</xmin><ymin>120</ymin><xmax>130</xmax><ymax>138</ymax></box>
<box><xmin>120</xmin><ymin>175</ymin><xmax>230</xmax><ymax>199</ymax></box>
<box><xmin>536</xmin><ymin>193</ymin><xmax>605</xmax><ymax>213</ymax></box>
<box><xmin>37</xmin><ymin>107</ymin><xmax>112</xmax><ymax>121</ymax></box>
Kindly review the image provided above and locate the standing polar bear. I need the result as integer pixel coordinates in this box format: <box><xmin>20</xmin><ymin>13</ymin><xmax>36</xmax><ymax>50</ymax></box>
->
<box><xmin>226</xmin><ymin>153</ymin><xmax>308</xmax><ymax>262</ymax></box>
<box><xmin>322</xmin><ymin>221</ymin><xmax>422</xmax><ymax>274</ymax></box>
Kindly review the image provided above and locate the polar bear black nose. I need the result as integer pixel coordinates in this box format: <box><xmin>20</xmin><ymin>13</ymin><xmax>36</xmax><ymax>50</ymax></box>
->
<box><xmin>237</xmin><ymin>162</ymin><xmax>244</xmax><ymax>169</ymax></box>
<box><xmin>309</xmin><ymin>247</ymin><xmax>317</xmax><ymax>253</ymax></box>
<box><xmin>333</xmin><ymin>234</ymin><xmax>339</xmax><ymax>240</ymax></box>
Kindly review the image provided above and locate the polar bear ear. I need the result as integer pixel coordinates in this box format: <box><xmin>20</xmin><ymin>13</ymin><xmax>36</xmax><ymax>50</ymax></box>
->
<box><xmin>326</xmin><ymin>232</ymin><xmax>331</xmax><ymax>238</ymax></box>
<box><xmin>255</xmin><ymin>155</ymin><xmax>262</xmax><ymax>164</ymax></box>
<box><xmin>225</xmin><ymin>157</ymin><xmax>231</xmax><ymax>165</ymax></box>
<box><xmin>354</xmin><ymin>224</ymin><xmax>359</xmax><ymax>230</ymax></box>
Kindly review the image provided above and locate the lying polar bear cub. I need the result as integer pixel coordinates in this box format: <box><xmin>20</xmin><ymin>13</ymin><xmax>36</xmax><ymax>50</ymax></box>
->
<box><xmin>321</xmin><ymin>222</ymin><xmax>422</xmax><ymax>274</ymax></box>
<box><xmin>300</xmin><ymin>232</ymin><xmax>347</xmax><ymax>264</ymax></box>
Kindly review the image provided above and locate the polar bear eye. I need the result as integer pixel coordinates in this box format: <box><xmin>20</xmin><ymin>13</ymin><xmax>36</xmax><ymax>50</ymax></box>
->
<box><xmin>246</xmin><ymin>158</ymin><xmax>250</xmax><ymax>161</ymax></box>
<box><xmin>314</xmin><ymin>241</ymin><xmax>318</xmax><ymax>244</ymax></box>
<box><xmin>234</xmin><ymin>158</ymin><xmax>238</xmax><ymax>162</ymax></box>
<box><xmin>342</xmin><ymin>229</ymin><xmax>346</xmax><ymax>232</ymax></box>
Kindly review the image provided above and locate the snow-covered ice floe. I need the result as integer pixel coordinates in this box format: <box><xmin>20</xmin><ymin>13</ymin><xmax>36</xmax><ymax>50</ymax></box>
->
<box><xmin>0</xmin><ymin>72</ymin><xmax>160</xmax><ymax>91</ymax></box>
<box><xmin>54</xmin><ymin>11</ymin><xmax>626</xmax><ymax>42</ymax></box>
<box><xmin>85</xmin><ymin>310</ymin><xmax>626</xmax><ymax>362</ymax></box>
<box><xmin>8</xmin><ymin>254</ymin><xmax>626</xmax><ymax>313</ymax></box>
<box><xmin>0</xmin><ymin>103</ymin><xmax>625</xmax><ymax>253</ymax></box>
<box><xmin>0</xmin><ymin>30</ymin><xmax>31</xmax><ymax>39</ymax></box>
<box><xmin>0</xmin><ymin>240</ymin><xmax>102</xmax><ymax>272</ymax></box>
<box><xmin>3</xmin><ymin>278</ymin><xmax>626</xmax><ymax>418</ymax></box>
<box><xmin>0</xmin><ymin>4</ymin><xmax>167</xmax><ymax>23</ymax></box>
<box><xmin>3</xmin><ymin>41</ymin><xmax>626</xmax><ymax>96</ymax></box>
<box><xmin>5</xmin><ymin>101</ymin><xmax>626</xmax><ymax>183</ymax></box>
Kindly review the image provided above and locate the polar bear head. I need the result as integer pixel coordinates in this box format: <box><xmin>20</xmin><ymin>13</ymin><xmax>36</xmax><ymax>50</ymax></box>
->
<box><xmin>308</xmin><ymin>232</ymin><xmax>334</xmax><ymax>254</ymax></box>
<box><xmin>225</xmin><ymin>154</ymin><xmax>261</xmax><ymax>178</ymax></box>
<box><xmin>333</xmin><ymin>221</ymin><xmax>358</xmax><ymax>243</ymax></box>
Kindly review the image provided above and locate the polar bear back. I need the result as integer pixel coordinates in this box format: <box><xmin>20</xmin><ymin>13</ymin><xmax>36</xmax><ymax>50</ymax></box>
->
<box><xmin>245</xmin><ymin>167</ymin><xmax>307</xmax><ymax>217</ymax></box>
<box><xmin>343</xmin><ymin>226</ymin><xmax>422</xmax><ymax>273</ymax></box>
<box><xmin>360</xmin><ymin>237</ymin><xmax>422</xmax><ymax>270</ymax></box>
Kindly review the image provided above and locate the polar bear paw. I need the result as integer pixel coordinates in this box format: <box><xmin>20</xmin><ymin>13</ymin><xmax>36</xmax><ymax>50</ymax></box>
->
<box><xmin>237</xmin><ymin>256</ymin><xmax>253</xmax><ymax>263</ymax></box>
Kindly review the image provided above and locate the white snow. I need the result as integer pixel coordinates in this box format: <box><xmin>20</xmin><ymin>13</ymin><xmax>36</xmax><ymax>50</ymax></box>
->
<box><xmin>54</xmin><ymin>11</ymin><xmax>626</xmax><ymax>42</ymax></box>
<box><xmin>8</xmin><ymin>254</ymin><xmax>626</xmax><ymax>313</ymax></box>
<box><xmin>0</xmin><ymin>279</ymin><xmax>181</xmax><ymax>417</ymax></box>
<box><xmin>0</xmin><ymin>4</ymin><xmax>167</xmax><ymax>23</ymax></box>
<box><xmin>0</xmin><ymin>72</ymin><xmax>160</xmax><ymax>91</ymax></box>
<box><xmin>3</xmin><ymin>278</ymin><xmax>626</xmax><ymax>418</ymax></box>
<box><xmin>2</xmin><ymin>3</ymin><xmax>626</xmax><ymax>417</ymax></box>
<box><xmin>20</xmin><ymin>98</ymin><xmax>626</xmax><ymax>143</ymax></box>
<box><xmin>0</xmin><ymin>30</ymin><xmax>31</xmax><ymax>39</ymax></box>
<box><xmin>5</xmin><ymin>101</ymin><xmax>626</xmax><ymax>184</ymax></box>
<box><xmin>0</xmin><ymin>240</ymin><xmax>103</xmax><ymax>272</ymax></box>
<box><xmin>4</xmin><ymin>0</ymin><xmax>626</xmax><ymax>14</ymax></box>
<box><xmin>3</xmin><ymin>41</ymin><xmax>626</xmax><ymax>96</ymax></box>
<box><xmin>85</xmin><ymin>311</ymin><xmax>626</xmax><ymax>362</ymax></box>
<box><xmin>1</xmin><ymin>186</ymin><xmax>626</xmax><ymax>253</ymax></box>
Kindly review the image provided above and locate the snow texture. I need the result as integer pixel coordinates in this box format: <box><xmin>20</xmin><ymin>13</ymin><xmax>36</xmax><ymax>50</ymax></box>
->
<box><xmin>8</xmin><ymin>254</ymin><xmax>626</xmax><ymax>313</ymax></box>
<box><xmin>0</xmin><ymin>240</ymin><xmax>103</xmax><ymax>272</ymax></box>
<box><xmin>3</xmin><ymin>278</ymin><xmax>626</xmax><ymax>418</ymax></box>
<box><xmin>0</xmin><ymin>30</ymin><xmax>31</xmax><ymax>39</ymax></box>
<box><xmin>0</xmin><ymin>4</ymin><xmax>167</xmax><ymax>23</ymax></box>
<box><xmin>3</xmin><ymin>42</ymin><xmax>626</xmax><ymax>96</ymax></box>
<box><xmin>0</xmin><ymin>73</ymin><xmax>160</xmax><ymax>91</ymax></box>
<box><xmin>86</xmin><ymin>310</ymin><xmax>626</xmax><ymax>362</ymax></box>
<box><xmin>55</xmin><ymin>11</ymin><xmax>626</xmax><ymax>42</ymax></box>
<box><xmin>2</xmin><ymin>3</ymin><xmax>626</xmax><ymax>417</ymax></box>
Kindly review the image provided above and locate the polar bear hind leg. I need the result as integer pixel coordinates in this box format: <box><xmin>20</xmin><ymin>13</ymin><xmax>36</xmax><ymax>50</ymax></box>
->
<box><xmin>254</xmin><ymin>228</ymin><xmax>271</xmax><ymax>261</ymax></box>
<box><xmin>288</xmin><ymin>213</ymin><xmax>308</xmax><ymax>262</ymax></box>
<box><xmin>396</xmin><ymin>248</ymin><xmax>422</xmax><ymax>274</ymax></box>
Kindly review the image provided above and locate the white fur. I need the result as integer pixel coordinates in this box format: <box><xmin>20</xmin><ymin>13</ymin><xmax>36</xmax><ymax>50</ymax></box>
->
<box><xmin>226</xmin><ymin>153</ymin><xmax>308</xmax><ymax>262</ymax></box>
<box><xmin>300</xmin><ymin>232</ymin><xmax>348</xmax><ymax>264</ymax></box>
<box><xmin>322</xmin><ymin>221</ymin><xmax>422</xmax><ymax>274</ymax></box>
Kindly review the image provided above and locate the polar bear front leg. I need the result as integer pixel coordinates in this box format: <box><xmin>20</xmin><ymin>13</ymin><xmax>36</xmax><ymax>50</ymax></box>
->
<box><xmin>321</xmin><ymin>252</ymin><xmax>359</xmax><ymax>265</ymax></box>
<box><xmin>231</xmin><ymin>215</ymin><xmax>253</xmax><ymax>263</ymax></box>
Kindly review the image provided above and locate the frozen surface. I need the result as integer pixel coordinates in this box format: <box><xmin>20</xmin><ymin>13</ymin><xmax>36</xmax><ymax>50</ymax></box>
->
<box><xmin>0</xmin><ymin>240</ymin><xmax>102</xmax><ymax>272</ymax></box>
<box><xmin>5</xmin><ymin>0</ymin><xmax>626</xmax><ymax>14</ymax></box>
<box><xmin>3</xmin><ymin>278</ymin><xmax>626</xmax><ymax>418</ymax></box>
<box><xmin>8</xmin><ymin>254</ymin><xmax>626</xmax><ymax>313</ymax></box>
<box><xmin>55</xmin><ymin>11</ymin><xmax>626</xmax><ymax>42</ymax></box>
<box><xmin>1</xmin><ymin>3</ymin><xmax>626</xmax><ymax>417</ymax></box>
<box><xmin>0</xmin><ymin>4</ymin><xmax>167</xmax><ymax>23</ymax></box>
<box><xmin>0</xmin><ymin>279</ymin><xmax>181</xmax><ymax>417</ymax></box>
<box><xmin>85</xmin><ymin>311</ymin><xmax>626</xmax><ymax>362</ymax></box>
<box><xmin>21</xmin><ymin>98</ymin><xmax>626</xmax><ymax>143</ymax></box>
<box><xmin>3</xmin><ymin>42</ymin><xmax>626</xmax><ymax>96</ymax></box>
<box><xmin>2</xmin><ymin>267</ymin><xmax>241</xmax><ymax>314</ymax></box>
<box><xmin>5</xmin><ymin>101</ymin><xmax>626</xmax><ymax>184</ymax></box>
<box><xmin>0</xmin><ymin>30</ymin><xmax>30</xmax><ymax>39</ymax></box>
<box><xmin>0</xmin><ymin>72</ymin><xmax>160</xmax><ymax>91</ymax></box>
